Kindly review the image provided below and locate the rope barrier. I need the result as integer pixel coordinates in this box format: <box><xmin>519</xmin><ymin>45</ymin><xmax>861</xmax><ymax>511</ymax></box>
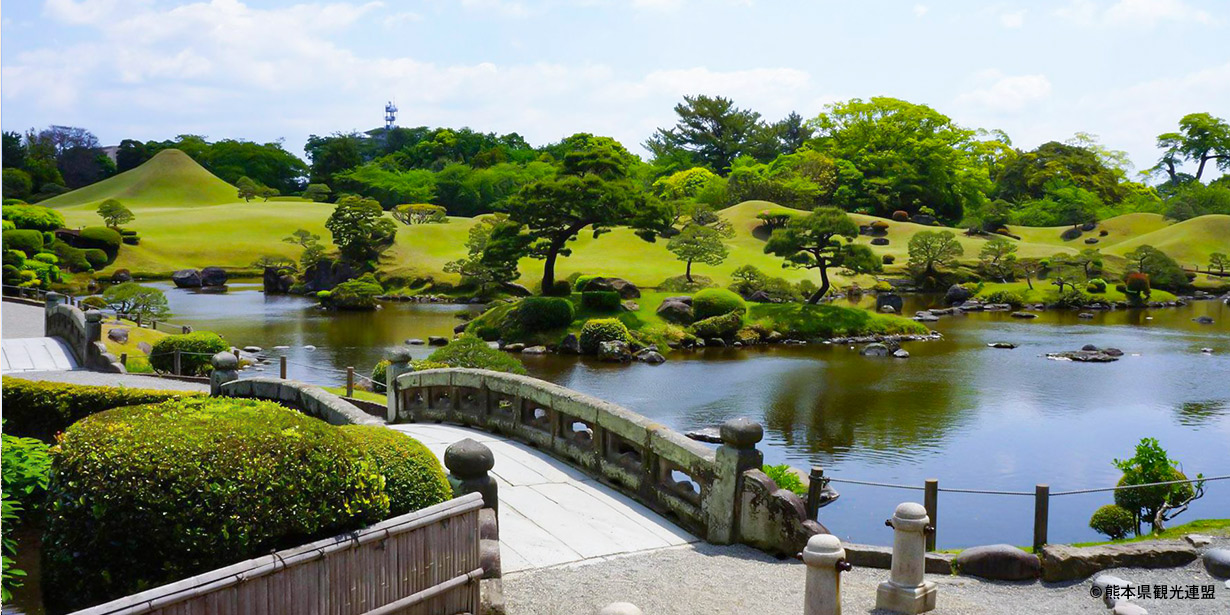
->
<box><xmin>824</xmin><ymin>473</ymin><xmax>1226</xmax><ymax>497</ymax></box>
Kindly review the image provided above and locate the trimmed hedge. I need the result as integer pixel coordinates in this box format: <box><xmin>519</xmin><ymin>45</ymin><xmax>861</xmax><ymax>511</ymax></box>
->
<box><xmin>429</xmin><ymin>335</ymin><xmax>527</xmax><ymax>374</ymax></box>
<box><xmin>325</xmin><ymin>274</ymin><xmax>383</xmax><ymax>310</ymax></box>
<box><xmin>1</xmin><ymin>377</ymin><xmax>199</xmax><ymax>442</ymax></box>
<box><xmin>1089</xmin><ymin>504</ymin><xmax>1135</xmax><ymax>540</ymax></box>
<box><xmin>83</xmin><ymin>248</ymin><xmax>109</xmax><ymax>269</ymax></box>
<box><xmin>341</xmin><ymin>426</ymin><xmax>451</xmax><ymax>516</ymax></box>
<box><xmin>2</xmin><ymin>229</ymin><xmax>43</xmax><ymax>256</ymax></box>
<box><xmin>689</xmin><ymin>311</ymin><xmax>744</xmax><ymax>339</ymax></box>
<box><xmin>43</xmin><ymin>398</ymin><xmax>390</xmax><ymax>612</ymax></box>
<box><xmin>579</xmin><ymin>318</ymin><xmax>631</xmax><ymax>354</ymax></box>
<box><xmin>580</xmin><ymin>290</ymin><xmax>621</xmax><ymax>312</ymax></box>
<box><xmin>542</xmin><ymin>279</ymin><xmax>571</xmax><ymax>297</ymax></box>
<box><xmin>49</xmin><ymin>240</ymin><xmax>89</xmax><ymax>272</ymax></box>
<box><xmin>2</xmin><ymin>204</ymin><xmax>65</xmax><ymax>232</ymax></box>
<box><xmin>692</xmin><ymin>288</ymin><xmax>746</xmax><ymax>320</ymax></box>
<box><xmin>77</xmin><ymin>226</ymin><xmax>122</xmax><ymax>261</ymax></box>
<box><xmin>149</xmin><ymin>332</ymin><xmax>231</xmax><ymax>376</ymax></box>
<box><xmin>573</xmin><ymin>274</ymin><xmax>603</xmax><ymax>292</ymax></box>
<box><xmin>517</xmin><ymin>296</ymin><xmax>575</xmax><ymax>332</ymax></box>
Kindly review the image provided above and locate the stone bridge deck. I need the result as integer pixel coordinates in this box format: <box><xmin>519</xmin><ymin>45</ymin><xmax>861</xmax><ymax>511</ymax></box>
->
<box><xmin>390</xmin><ymin>423</ymin><xmax>698</xmax><ymax>573</ymax></box>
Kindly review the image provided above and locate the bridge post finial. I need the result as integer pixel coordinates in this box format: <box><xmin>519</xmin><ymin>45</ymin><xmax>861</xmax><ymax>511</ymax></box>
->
<box><xmin>209</xmin><ymin>352</ymin><xmax>240</xmax><ymax>396</ymax></box>
<box><xmin>705</xmin><ymin>417</ymin><xmax>765</xmax><ymax>545</ymax></box>
<box><xmin>385</xmin><ymin>348</ymin><xmax>413</xmax><ymax>422</ymax></box>
<box><xmin>445</xmin><ymin>438</ymin><xmax>497</xmax><ymax>515</ymax></box>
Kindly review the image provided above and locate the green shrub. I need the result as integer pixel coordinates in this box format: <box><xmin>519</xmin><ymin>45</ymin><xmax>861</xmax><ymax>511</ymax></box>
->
<box><xmin>1</xmin><ymin>378</ymin><xmax>203</xmax><ymax>442</ymax></box>
<box><xmin>3</xmin><ymin>265</ymin><xmax>24</xmax><ymax>286</ymax></box>
<box><xmin>542</xmin><ymin>279</ymin><xmax>571</xmax><ymax>296</ymax></box>
<box><xmin>1</xmin><ymin>220</ymin><xmax>13</xmax><ymax>231</ymax></box>
<box><xmin>573</xmin><ymin>274</ymin><xmax>603</xmax><ymax>292</ymax></box>
<box><xmin>43</xmin><ymin>398</ymin><xmax>389</xmax><ymax>611</ymax></box>
<box><xmin>1089</xmin><ymin>504</ymin><xmax>1136</xmax><ymax>540</ymax></box>
<box><xmin>2</xmin><ymin>250</ymin><xmax>23</xmax><ymax>269</ymax></box>
<box><xmin>1086</xmin><ymin>278</ymin><xmax>1107</xmax><ymax>293</ymax></box>
<box><xmin>1</xmin><ymin>204</ymin><xmax>64</xmax><ymax>232</ymax></box>
<box><xmin>2</xmin><ymin>427</ymin><xmax>52</xmax><ymax>601</ymax></box>
<box><xmin>762</xmin><ymin>464</ymin><xmax>807</xmax><ymax>497</ymax></box>
<box><xmin>882</xmin><ymin>254</ymin><xmax>895</xmax><ymax>265</ymax></box>
<box><xmin>579</xmin><ymin>318</ymin><xmax>631</xmax><ymax>353</ymax></box>
<box><xmin>371</xmin><ymin>359</ymin><xmax>391</xmax><ymax>393</ymax></box>
<box><xmin>517</xmin><ymin>296</ymin><xmax>575</xmax><ymax>332</ymax></box>
<box><xmin>77</xmin><ymin>226</ymin><xmax>122</xmax><ymax>261</ymax></box>
<box><xmin>48</xmin><ymin>240</ymin><xmax>89</xmax><ymax>271</ymax></box>
<box><xmin>83</xmin><ymin>248</ymin><xmax>108</xmax><ymax>270</ymax></box>
<box><xmin>80</xmin><ymin>296</ymin><xmax>107</xmax><ymax>310</ymax></box>
<box><xmin>2</xmin><ymin>229</ymin><xmax>43</xmax><ymax>256</ymax></box>
<box><xmin>1112</xmin><ymin>438</ymin><xmax>1196</xmax><ymax>535</ymax></box>
<box><xmin>475</xmin><ymin>325</ymin><xmax>501</xmax><ymax>341</ymax></box>
<box><xmin>429</xmin><ymin>334</ymin><xmax>527</xmax><ymax>374</ymax></box>
<box><xmin>873</xmin><ymin>281</ymin><xmax>893</xmax><ymax>292</ymax></box>
<box><xmin>689</xmin><ymin>311</ymin><xmax>744</xmax><ymax>339</ymax></box>
<box><xmin>1051</xmin><ymin>288</ymin><xmax>1091</xmax><ymax>309</ymax></box>
<box><xmin>340</xmin><ymin>426</ymin><xmax>451</xmax><ymax>516</ymax></box>
<box><xmin>581</xmin><ymin>290</ymin><xmax>621</xmax><ymax>312</ymax></box>
<box><xmin>982</xmin><ymin>289</ymin><xmax>1026</xmax><ymax>308</ymax></box>
<box><xmin>891</xmin><ymin>210</ymin><xmax>910</xmax><ymax>222</ymax></box>
<box><xmin>149</xmin><ymin>332</ymin><xmax>231</xmax><ymax>376</ymax></box>
<box><xmin>692</xmin><ymin>288</ymin><xmax>746</xmax><ymax>320</ymax></box>
<box><xmin>325</xmin><ymin>274</ymin><xmax>383</xmax><ymax>310</ymax></box>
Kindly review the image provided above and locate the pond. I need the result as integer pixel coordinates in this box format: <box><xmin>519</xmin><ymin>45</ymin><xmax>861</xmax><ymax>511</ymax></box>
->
<box><xmin>145</xmin><ymin>282</ymin><xmax>1230</xmax><ymax>548</ymax></box>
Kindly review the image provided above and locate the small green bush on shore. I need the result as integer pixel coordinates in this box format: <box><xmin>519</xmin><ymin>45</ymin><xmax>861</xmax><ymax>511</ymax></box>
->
<box><xmin>692</xmin><ymin>288</ymin><xmax>746</xmax><ymax>320</ymax></box>
<box><xmin>1089</xmin><ymin>504</ymin><xmax>1136</xmax><ymax>540</ymax></box>
<box><xmin>340</xmin><ymin>426</ymin><xmax>451</xmax><ymax>516</ymax></box>
<box><xmin>149</xmin><ymin>332</ymin><xmax>230</xmax><ymax>376</ymax></box>
<box><xmin>763</xmin><ymin>464</ymin><xmax>807</xmax><ymax>497</ymax></box>
<box><xmin>689</xmin><ymin>311</ymin><xmax>744</xmax><ymax>339</ymax></box>
<box><xmin>429</xmin><ymin>335</ymin><xmax>527</xmax><ymax>374</ymax></box>
<box><xmin>748</xmin><ymin>303</ymin><xmax>928</xmax><ymax>339</ymax></box>
<box><xmin>581</xmin><ymin>290</ymin><xmax>621</xmax><ymax>312</ymax></box>
<box><xmin>517</xmin><ymin>296</ymin><xmax>575</xmax><ymax>332</ymax></box>
<box><xmin>579</xmin><ymin>318</ymin><xmax>631</xmax><ymax>353</ymax></box>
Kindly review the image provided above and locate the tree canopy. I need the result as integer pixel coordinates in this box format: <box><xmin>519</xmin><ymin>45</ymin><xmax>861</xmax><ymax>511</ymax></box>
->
<box><xmin>324</xmin><ymin>196</ymin><xmax>397</xmax><ymax>265</ymax></box>
<box><xmin>763</xmin><ymin>206</ymin><xmax>867</xmax><ymax>303</ymax></box>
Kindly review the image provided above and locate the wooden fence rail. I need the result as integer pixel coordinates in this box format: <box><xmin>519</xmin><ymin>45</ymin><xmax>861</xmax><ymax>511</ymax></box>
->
<box><xmin>69</xmin><ymin>493</ymin><xmax>486</xmax><ymax>615</ymax></box>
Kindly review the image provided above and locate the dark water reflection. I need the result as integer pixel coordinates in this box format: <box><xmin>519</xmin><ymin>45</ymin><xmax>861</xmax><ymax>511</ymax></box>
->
<box><xmin>151</xmin><ymin>282</ymin><xmax>1230</xmax><ymax>547</ymax></box>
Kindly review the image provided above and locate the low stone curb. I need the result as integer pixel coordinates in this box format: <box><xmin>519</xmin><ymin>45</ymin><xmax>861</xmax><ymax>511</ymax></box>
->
<box><xmin>843</xmin><ymin>543</ymin><xmax>953</xmax><ymax>575</ymax></box>
<box><xmin>1039</xmin><ymin>540</ymin><xmax>1199</xmax><ymax>582</ymax></box>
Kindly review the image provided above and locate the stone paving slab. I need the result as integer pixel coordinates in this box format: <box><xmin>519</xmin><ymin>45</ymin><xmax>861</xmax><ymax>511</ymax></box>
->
<box><xmin>389</xmin><ymin>422</ymin><xmax>699</xmax><ymax>573</ymax></box>
<box><xmin>1</xmin><ymin>337</ymin><xmax>78</xmax><ymax>373</ymax></box>
<box><xmin>2</xmin><ymin>302</ymin><xmax>46</xmax><ymax>339</ymax></box>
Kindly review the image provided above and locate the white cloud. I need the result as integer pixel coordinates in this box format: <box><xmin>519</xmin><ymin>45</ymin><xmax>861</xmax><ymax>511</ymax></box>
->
<box><xmin>955</xmin><ymin>71</ymin><xmax>1052</xmax><ymax>113</ymax></box>
<box><xmin>1000</xmin><ymin>9</ymin><xmax>1025</xmax><ymax>28</ymax></box>
<box><xmin>913</xmin><ymin>4</ymin><xmax>929</xmax><ymax>18</ymax></box>
<box><xmin>383</xmin><ymin>10</ymin><xmax>423</xmax><ymax>27</ymax></box>
<box><xmin>1056</xmin><ymin>0</ymin><xmax>1214</xmax><ymax>26</ymax></box>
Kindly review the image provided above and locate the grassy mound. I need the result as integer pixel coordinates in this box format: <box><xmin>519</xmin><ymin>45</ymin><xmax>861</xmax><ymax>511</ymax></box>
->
<box><xmin>746</xmin><ymin>302</ymin><xmax>928</xmax><ymax>339</ymax></box>
<box><xmin>41</xmin><ymin>149</ymin><xmax>238</xmax><ymax>209</ymax></box>
<box><xmin>43</xmin><ymin>397</ymin><xmax>393</xmax><ymax>611</ymax></box>
<box><xmin>1106</xmin><ymin>214</ymin><xmax>1230</xmax><ymax>268</ymax></box>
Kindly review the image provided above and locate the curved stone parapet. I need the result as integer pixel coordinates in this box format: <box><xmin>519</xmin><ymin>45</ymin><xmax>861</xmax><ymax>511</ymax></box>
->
<box><xmin>391</xmin><ymin>368</ymin><xmax>826</xmax><ymax>552</ymax></box>
<box><xmin>44</xmin><ymin>296</ymin><xmax>124</xmax><ymax>373</ymax></box>
<box><xmin>219</xmin><ymin>377</ymin><xmax>383</xmax><ymax>426</ymax></box>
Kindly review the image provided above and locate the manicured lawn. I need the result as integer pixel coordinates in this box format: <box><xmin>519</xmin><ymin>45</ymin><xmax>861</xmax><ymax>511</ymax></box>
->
<box><xmin>975</xmin><ymin>280</ymin><xmax>1178</xmax><ymax>305</ymax></box>
<box><xmin>102</xmin><ymin>319</ymin><xmax>170</xmax><ymax>373</ymax></box>
<box><xmin>322</xmin><ymin>386</ymin><xmax>387</xmax><ymax>404</ymax></box>
<box><xmin>1070</xmin><ymin>518</ymin><xmax>1230</xmax><ymax>548</ymax></box>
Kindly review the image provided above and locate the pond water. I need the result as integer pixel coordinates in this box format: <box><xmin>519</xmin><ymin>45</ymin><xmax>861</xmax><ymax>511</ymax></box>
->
<box><xmin>129</xmin><ymin>283</ymin><xmax>1230</xmax><ymax>548</ymax></box>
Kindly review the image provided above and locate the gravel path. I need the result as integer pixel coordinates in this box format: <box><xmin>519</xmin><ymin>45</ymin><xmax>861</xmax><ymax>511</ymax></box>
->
<box><xmin>2</xmin><ymin>302</ymin><xmax>45</xmax><ymax>339</ymax></box>
<box><xmin>9</xmin><ymin>370</ymin><xmax>209</xmax><ymax>392</ymax></box>
<box><xmin>504</xmin><ymin>539</ymin><xmax>1230</xmax><ymax>615</ymax></box>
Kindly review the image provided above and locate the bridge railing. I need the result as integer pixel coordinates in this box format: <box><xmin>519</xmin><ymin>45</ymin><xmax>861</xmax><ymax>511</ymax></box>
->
<box><xmin>390</xmin><ymin>365</ymin><xmax>825</xmax><ymax>556</ymax></box>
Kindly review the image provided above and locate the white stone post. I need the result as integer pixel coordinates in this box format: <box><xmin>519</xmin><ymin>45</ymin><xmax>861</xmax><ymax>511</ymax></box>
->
<box><xmin>385</xmin><ymin>347</ymin><xmax>412</xmax><ymax>422</ymax></box>
<box><xmin>803</xmin><ymin>533</ymin><xmax>851</xmax><ymax>615</ymax></box>
<box><xmin>875</xmin><ymin>502</ymin><xmax>936</xmax><ymax>614</ymax></box>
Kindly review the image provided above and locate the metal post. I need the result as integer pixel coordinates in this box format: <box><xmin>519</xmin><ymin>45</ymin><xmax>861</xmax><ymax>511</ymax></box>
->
<box><xmin>280</xmin><ymin>356</ymin><xmax>287</xmax><ymax>379</ymax></box>
<box><xmin>924</xmin><ymin>479</ymin><xmax>938</xmax><ymax>551</ymax></box>
<box><xmin>806</xmin><ymin>467</ymin><xmax>825</xmax><ymax>519</ymax></box>
<box><xmin>173</xmin><ymin>349</ymin><xmax>182</xmax><ymax>376</ymax></box>
<box><xmin>346</xmin><ymin>366</ymin><xmax>354</xmax><ymax>397</ymax></box>
<box><xmin>1033</xmin><ymin>484</ymin><xmax>1049</xmax><ymax>552</ymax></box>
<box><xmin>182</xmin><ymin>325</ymin><xmax>189</xmax><ymax>334</ymax></box>
<box><xmin>136</xmin><ymin>313</ymin><xmax>142</xmax><ymax>327</ymax></box>
<box><xmin>120</xmin><ymin>353</ymin><xmax>127</xmax><ymax>367</ymax></box>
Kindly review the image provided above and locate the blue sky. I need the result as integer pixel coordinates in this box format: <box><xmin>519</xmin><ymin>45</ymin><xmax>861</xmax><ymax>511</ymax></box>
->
<box><xmin>2</xmin><ymin>0</ymin><xmax>1228</xmax><ymax>176</ymax></box>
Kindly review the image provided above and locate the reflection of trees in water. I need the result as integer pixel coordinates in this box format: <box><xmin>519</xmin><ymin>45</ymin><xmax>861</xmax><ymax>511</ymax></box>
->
<box><xmin>1175</xmin><ymin>400</ymin><xmax>1228</xmax><ymax>427</ymax></box>
<box><xmin>762</xmin><ymin>361</ymin><xmax>972</xmax><ymax>466</ymax></box>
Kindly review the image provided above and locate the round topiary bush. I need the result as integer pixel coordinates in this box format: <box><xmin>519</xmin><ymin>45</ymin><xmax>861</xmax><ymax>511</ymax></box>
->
<box><xmin>1086</xmin><ymin>278</ymin><xmax>1107</xmax><ymax>293</ymax></box>
<box><xmin>573</xmin><ymin>274</ymin><xmax>603</xmax><ymax>292</ymax></box>
<box><xmin>43</xmin><ymin>397</ymin><xmax>390</xmax><ymax>611</ymax></box>
<box><xmin>1125</xmin><ymin>272</ymin><xmax>1150</xmax><ymax>294</ymax></box>
<box><xmin>2</xmin><ymin>204</ymin><xmax>65</xmax><ymax>232</ymax></box>
<box><xmin>2</xmin><ymin>229</ymin><xmax>44</xmax><ymax>256</ymax></box>
<box><xmin>579</xmin><ymin>318</ymin><xmax>631</xmax><ymax>354</ymax></box>
<box><xmin>692</xmin><ymin>288</ymin><xmax>746</xmax><ymax>320</ymax></box>
<box><xmin>80</xmin><ymin>296</ymin><xmax>107</xmax><ymax>310</ymax></box>
<box><xmin>870</xmin><ymin>220</ymin><xmax>890</xmax><ymax>232</ymax></box>
<box><xmin>891</xmin><ymin>210</ymin><xmax>910</xmax><ymax>222</ymax></box>
<box><xmin>149</xmin><ymin>332</ymin><xmax>231</xmax><ymax>376</ymax></box>
<box><xmin>371</xmin><ymin>359</ymin><xmax>391</xmax><ymax>393</ymax></box>
<box><xmin>517</xmin><ymin>296</ymin><xmax>575</xmax><ymax>332</ymax></box>
<box><xmin>1089</xmin><ymin>504</ymin><xmax>1136</xmax><ymax>540</ymax></box>
<box><xmin>581</xmin><ymin>290</ymin><xmax>621</xmax><ymax>312</ymax></box>
<box><xmin>340</xmin><ymin>426</ymin><xmax>451</xmax><ymax>517</ymax></box>
<box><xmin>429</xmin><ymin>334</ymin><xmax>527</xmax><ymax>374</ymax></box>
<box><xmin>77</xmin><ymin>226</ymin><xmax>123</xmax><ymax>261</ymax></box>
<box><xmin>689</xmin><ymin>311</ymin><xmax>743</xmax><ymax>339</ymax></box>
<box><xmin>542</xmin><ymin>279</ymin><xmax>571</xmax><ymax>297</ymax></box>
<box><xmin>82</xmin><ymin>248</ymin><xmax>109</xmax><ymax>270</ymax></box>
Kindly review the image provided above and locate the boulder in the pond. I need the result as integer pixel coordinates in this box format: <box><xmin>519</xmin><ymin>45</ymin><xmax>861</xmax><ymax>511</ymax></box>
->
<box><xmin>110</xmin><ymin>269</ymin><xmax>132</xmax><ymax>283</ymax></box>
<box><xmin>405</xmin><ymin>338</ymin><xmax>425</xmax><ymax>345</ymax></box>
<box><xmin>200</xmin><ymin>266</ymin><xmax>228</xmax><ymax>287</ymax></box>
<box><xmin>559</xmin><ymin>333</ymin><xmax>581</xmax><ymax>355</ymax></box>
<box><xmin>892</xmin><ymin>349</ymin><xmax>910</xmax><ymax>358</ymax></box>
<box><xmin>656</xmin><ymin>300</ymin><xmax>694</xmax><ymax>324</ymax></box>
<box><xmin>1047</xmin><ymin>349</ymin><xmax>1119</xmax><ymax>362</ymax></box>
<box><xmin>521</xmin><ymin>345</ymin><xmax>548</xmax><ymax>355</ymax></box>
<box><xmin>954</xmin><ymin>544</ymin><xmax>1041</xmax><ymax>581</ymax></box>
<box><xmin>1010</xmin><ymin>311</ymin><xmax>1037</xmax><ymax>319</ymax></box>
<box><xmin>1082</xmin><ymin>344</ymin><xmax>1099</xmax><ymax>351</ymax></box>
<box><xmin>454</xmin><ymin>322</ymin><xmax>468</xmax><ymax>334</ymax></box>
<box><xmin>1194</xmin><ymin>316</ymin><xmax>1214</xmax><ymax>324</ymax></box>
<box><xmin>635</xmin><ymin>349</ymin><xmax>666</xmax><ymax>364</ymax></box>
<box><xmin>914</xmin><ymin>312</ymin><xmax>939</xmax><ymax>322</ymax></box>
<box><xmin>172</xmin><ymin>269</ymin><xmax>202</xmax><ymax>288</ymax></box>
<box><xmin>988</xmin><ymin>342</ymin><xmax>1017</xmax><ymax>349</ymax></box>
<box><xmin>1205</xmin><ymin>548</ymin><xmax>1230</xmax><ymax>578</ymax></box>
<box><xmin>503</xmin><ymin>343</ymin><xmax>525</xmax><ymax>353</ymax></box>
<box><xmin>945</xmin><ymin>284</ymin><xmax>972</xmax><ymax>305</ymax></box>
<box><xmin>876</xmin><ymin>293</ymin><xmax>904</xmax><ymax>314</ymax></box>
<box><xmin>598</xmin><ymin>340</ymin><xmax>633</xmax><ymax>362</ymax></box>
<box><xmin>861</xmin><ymin>343</ymin><xmax>890</xmax><ymax>357</ymax></box>
<box><xmin>428</xmin><ymin>336</ymin><xmax>449</xmax><ymax>346</ymax></box>
<box><xmin>1078</xmin><ymin>312</ymin><xmax>1094</xmax><ymax>319</ymax></box>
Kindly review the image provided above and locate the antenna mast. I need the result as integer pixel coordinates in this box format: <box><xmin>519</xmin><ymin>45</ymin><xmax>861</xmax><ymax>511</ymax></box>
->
<box><xmin>385</xmin><ymin>101</ymin><xmax>398</xmax><ymax>131</ymax></box>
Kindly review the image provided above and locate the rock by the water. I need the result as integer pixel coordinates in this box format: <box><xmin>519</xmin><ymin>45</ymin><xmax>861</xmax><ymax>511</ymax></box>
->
<box><xmin>1104</xmin><ymin>347</ymin><xmax>1124</xmax><ymax>357</ymax></box>
<box><xmin>635</xmin><ymin>350</ymin><xmax>666</xmax><ymax>364</ymax></box>
<box><xmin>954</xmin><ymin>544</ymin><xmax>1041</xmax><ymax>581</ymax></box>
<box><xmin>598</xmin><ymin>340</ymin><xmax>633</xmax><ymax>362</ymax></box>
<box><xmin>172</xmin><ymin>269</ymin><xmax>202</xmax><ymax>288</ymax></box>
<box><xmin>1078</xmin><ymin>312</ymin><xmax>1094</xmax><ymax>319</ymax></box>
<box><xmin>243</xmin><ymin>346</ymin><xmax>262</xmax><ymax>353</ymax></box>
<box><xmin>914</xmin><ymin>312</ymin><xmax>940</xmax><ymax>322</ymax></box>
<box><xmin>706</xmin><ymin>338</ymin><xmax>727</xmax><ymax>347</ymax></box>
<box><xmin>892</xmin><ymin>349</ymin><xmax>910</xmax><ymax>358</ymax></box>
<box><xmin>1202</xmin><ymin>347</ymin><xmax>1215</xmax><ymax>354</ymax></box>
<box><xmin>503</xmin><ymin>343</ymin><xmax>525</xmax><ymax>353</ymax></box>
<box><xmin>557</xmin><ymin>333</ymin><xmax>580</xmax><ymax>355</ymax></box>
<box><xmin>1010</xmin><ymin>311</ymin><xmax>1037</xmax><ymax>319</ymax></box>
<box><xmin>1038</xmin><ymin>541</ymin><xmax>1197</xmax><ymax>582</ymax></box>
<box><xmin>303</xmin><ymin>345</ymin><xmax>316</xmax><ymax>350</ymax></box>
<box><xmin>876</xmin><ymin>293</ymin><xmax>904</xmax><ymax>314</ymax></box>
<box><xmin>273</xmin><ymin>345</ymin><xmax>289</xmax><ymax>350</ymax></box>
<box><xmin>428</xmin><ymin>336</ymin><xmax>449</xmax><ymax>346</ymax></box>
<box><xmin>200</xmin><ymin>266</ymin><xmax>228</xmax><ymax>287</ymax></box>
<box><xmin>880</xmin><ymin>304</ymin><xmax>898</xmax><ymax>313</ymax></box>
<box><xmin>1205</xmin><ymin>548</ymin><xmax>1230</xmax><ymax>578</ymax></box>
<box><xmin>1047</xmin><ymin>350</ymin><xmax>1120</xmax><ymax>362</ymax></box>
<box><xmin>107</xmin><ymin>328</ymin><xmax>129</xmax><ymax>343</ymax></box>
<box><xmin>521</xmin><ymin>345</ymin><xmax>548</xmax><ymax>355</ymax></box>
<box><xmin>110</xmin><ymin>269</ymin><xmax>132</xmax><ymax>283</ymax></box>
<box><xmin>406</xmin><ymin>338</ymin><xmax>425</xmax><ymax>345</ymax></box>
<box><xmin>662</xmin><ymin>296</ymin><xmax>693</xmax><ymax>305</ymax></box>
<box><xmin>686</xmin><ymin>427</ymin><xmax>723</xmax><ymax>443</ymax></box>
<box><xmin>454</xmin><ymin>323</ymin><xmax>468</xmax><ymax>334</ymax></box>
<box><xmin>945</xmin><ymin>284</ymin><xmax>972</xmax><ymax>305</ymax></box>
<box><xmin>656</xmin><ymin>300</ymin><xmax>694</xmax><ymax>324</ymax></box>
<box><xmin>870</xmin><ymin>237</ymin><xmax>890</xmax><ymax>246</ymax></box>
<box><xmin>621</xmin><ymin>300</ymin><xmax>639</xmax><ymax>312</ymax></box>
<box><xmin>587</xmin><ymin>277</ymin><xmax>641</xmax><ymax>299</ymax></box>
<box><xmin>1081</xmin><ymin>344</ymin><xmax>1099</xmax><ymax>351</ymax></box>
<box><xmin>1194</xmin><ymin>316</ymin><xmax>1214</xmax><ymax>324</ymax></box>
<box><xmin>861</xmin><ymin>343</ymin><xmax>890</xmax><ymax>357</ymax></box>
<box><xmin>988</xmin><ymin>342</ymin><xmax>1017</xmax><ymax>349</ymax></box>
<box><xmin>1184</xmin><ymin>534</ymin><xmax>1213</xmax><ymax>548</ymax></box>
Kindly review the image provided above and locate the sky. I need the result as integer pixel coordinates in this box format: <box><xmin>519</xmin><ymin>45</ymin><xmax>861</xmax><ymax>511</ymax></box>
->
<box><xmin>2</xmin><ymin>0</ymin><xmax>1228</xmax><ymax>176</ymax></box>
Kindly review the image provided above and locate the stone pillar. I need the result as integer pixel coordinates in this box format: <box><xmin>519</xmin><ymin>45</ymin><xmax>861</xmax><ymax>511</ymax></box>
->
<box><xmin>44</xmin><ymin>291</ymin><xmax>67</xmax><ymax>323</ymax></box>
<box><xmin>599</xmin><ymin>604</ymin><xmax>642</xmax><ymax>615</ymax></box>
<box><xmin>84</xmin><ymin>311</ymin><xmax>104</xmax><ymax>345</ymax></box>
<box><xmin>209</xmin><ymin>351</ymin><xmax>240</xmax><ymax>396</ymax></box>
<box><xmin>875</xmin><ymin>502</ymin><xmax>936</xmax><ymax>614</ymax></box>
<box><xmin>385</xmin><ymin>347</ymin><xmax>413</xmax><ymax>422</ymax></box>
<box><xmin>803</xmin><ymin>533</ymin><xmax>851</xmax><ymax>615</ymax></box>
<box><xmin>445</xmin><ymin>438</ymin><xmax>498</xmax><ymax>515</ymax></box>
<box><xmin>705</xmin><ymin>417</ymin><xmax>764</xmax><ymax>544</ymax></box>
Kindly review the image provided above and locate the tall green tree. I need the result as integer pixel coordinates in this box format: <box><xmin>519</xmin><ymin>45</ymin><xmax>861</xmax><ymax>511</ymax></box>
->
<box><xmin>236</xmin><ymin>176</ymin><xmax>259</xmax><ymax>202</ymax></box>
<box><xmin>325</xmin><ymin>196</ymin><xmax>397</xmax><ymax>265</ymax></box>
<box><xmin>647</xmin><ymin>95</ymin><xmax>768</xmax><ymax>174</ymax></box>
<box><xmin>667</xmin><ymin>224</ymin><xmax>729</xmax><ymax>283</ymax></box>
<box><xmin>505</xmin><ymin>134</ymin><xmax>667</xmax><ymax>293</ymax></box>
<box><xmin>994</xmin><ymin>141</ymin><xmax>1126</xmax><ymax>206</ymax></box>
<box><xmin>305</xmin><ymin>132</ymin><xmax>365</xmax><ymax>185</ymax></box>
<box><xmin>444</xmin><ymin>216</ymin><xmax>525</xmax><ymax>295</ymax></box>
<box><xmin>907</xmin><ymin>230</ymin><xmax>964</xmax><ymax>278</ymax></box>
<box><xmin>1153</xmin><ymin>112</ymin><xmax>1230</xmax><ymax>183</ymax></box>
<box><xmin>1209</xmin><ymin>252</ymin><xmax>1228</xmax><ymax>274</ymax></box>
<box><xmin>763</xmin><ymin>206</ymin><xmax>866</xmax><ymax>303</ymax></box>
<box><xmin>807</xmin><ymin>97</ymin><xmax>988</xmax><ymax>223</ymax></box>
<box><xmin>96</xmin><ymin>199</ymin><xmax>134</xmax><ymax>229</ymax></box>
<box><xmin>978</xmin><ymin>237</ymin><xmax>1018</xmax><ymax>282</ymax></box>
